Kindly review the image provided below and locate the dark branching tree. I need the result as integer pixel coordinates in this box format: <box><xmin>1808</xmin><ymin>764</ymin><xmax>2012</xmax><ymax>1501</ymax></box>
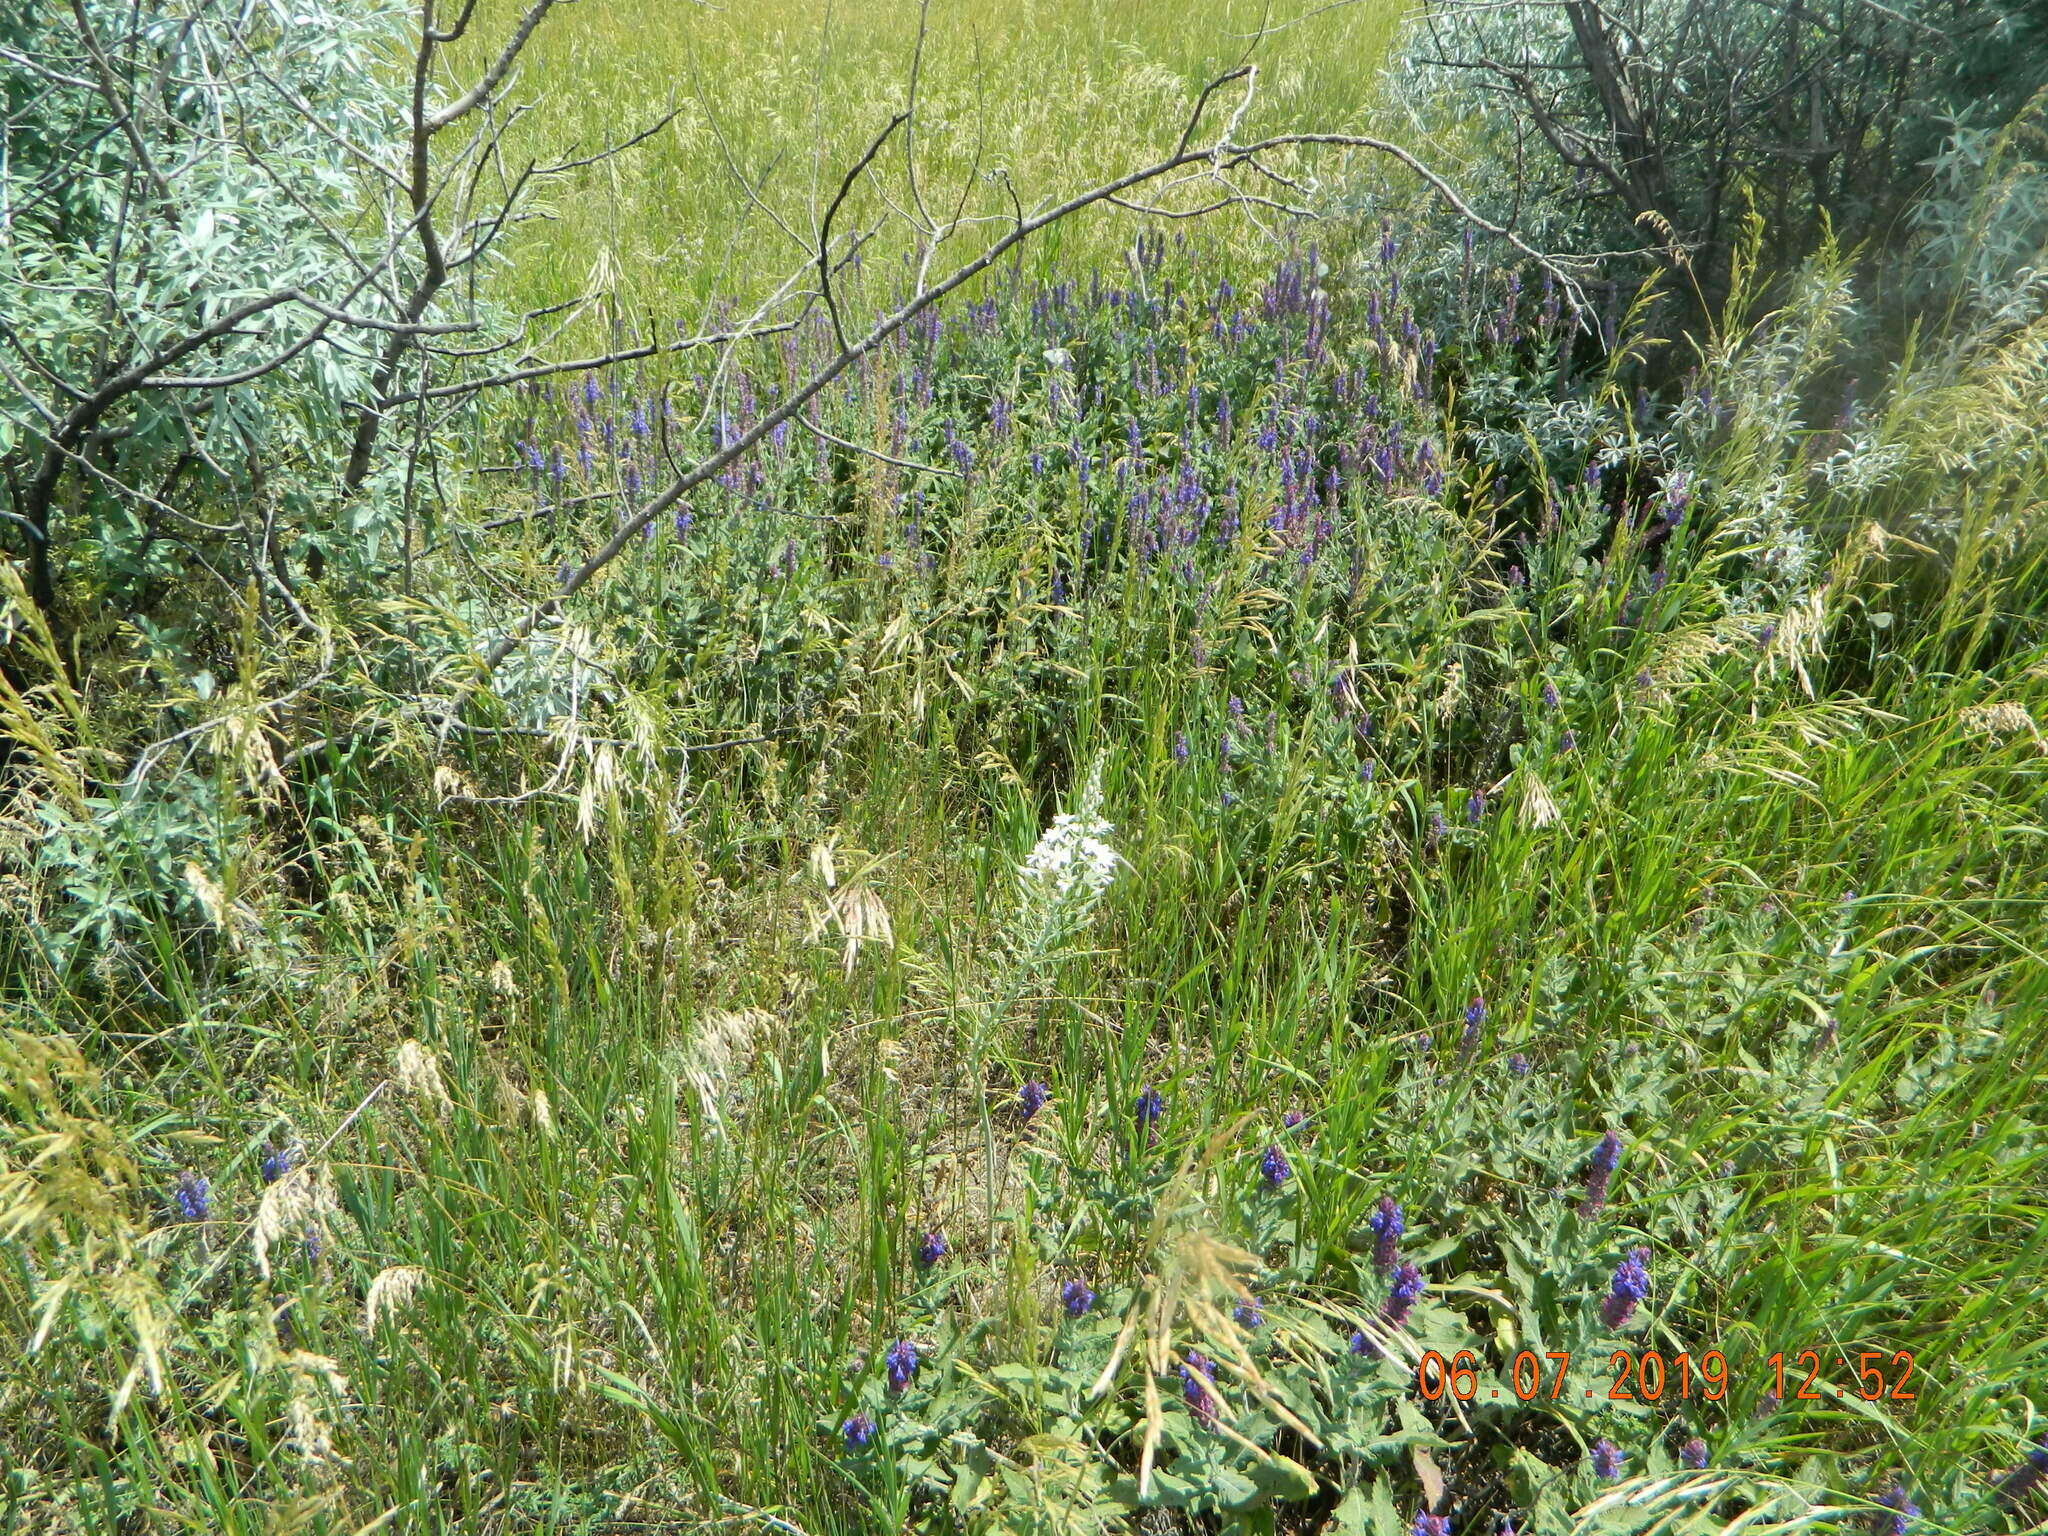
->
<box><xmin>1415</xmin><ymin>0</ymin><xmax>2048</xmax><ymax>329</ymax></box>
<box><xmin>0</xmin><ymin>0</ymin><xmax>689</xmax><ymax>636</ymax></box>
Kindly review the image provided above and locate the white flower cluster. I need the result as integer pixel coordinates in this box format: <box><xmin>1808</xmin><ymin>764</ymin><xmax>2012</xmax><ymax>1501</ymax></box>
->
<box><xmin>1020</xmin><ymin>809</ymin><xmax>1121</xmax><ymax>906</ymax></box>
<box><xmin>1019</xmin><ymin>761</ymin><xmax>1122</xmax><ymax>912</ymax></box>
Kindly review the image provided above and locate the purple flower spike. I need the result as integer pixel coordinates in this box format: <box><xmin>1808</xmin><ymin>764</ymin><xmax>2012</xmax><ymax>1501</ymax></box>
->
<box><xmin>1181</xmin><ymin>1351</ymin><xmax>1219</xmax><ymax>1426</ymax></box>
<box><xmin>1508</xmin><ymin>1053</ymin><xmax>1532</xmax><ymax>1077</ymax></box>
<box><xmin>260</xmin><ymin>1143</ymin><xmax>296</xmax><ymax>1185</ymax></box>
<box><xmin>173</xmin><ymin>1171</ymin><xmax>211</xmax><ymax>1223</ymax></box>
<box><xmin>1414</xmin><ymin>1511</ymin><xmax>1451</xmax><ymax>1536</ymax></box>
<box><xmin>1282</xmin><ymin>1108</ymin><xmax>1306</xmax><ymax>1130</ymax></box>
<box><xmin>1349</xmin><ymin>1327</ymin><xmax>1374</xmax><ymax>1355</ymax></box>
<box><xmin>1994</xmin><ymin>1434</ymin><xmax>2048</xmax><ymax>1505</ymax></box>
<box><xmin>1369</xmin><ymin>1196</ymin><xmax>1405</xmax><ymax>1271</ymax></box>
<box><xmin>1680</xmin><ymin>1437</ymin><xmax>1708</xmax><ymax>1470</ymax></box>
<box><xmin>1599</xmin><ymin>1246</ymin><xmax>1651</xmax><ymax>1328</ymax></box>
<box><xmin>1875</xmin><ymin>1483</ymin><xmax>1917</xmax><ymax>1536</ymax></box>
<box><xmin>1581</xmin><ymin>1131</ymin><xmax>1623</xmax><ymax>1216</ymax></box>
<box><xmin>1259</xmin><ymin>1144</ymin><xmax>1292</xmax><ymax>1189</ymax></box>
<box><xmin>1134</xmin><ymin>1085</ymin><xmax>1166</xmax><ymax>1132</ymax></box>
<box><xmin>884</xmin><ymin>1339</ymin><xmax>919</xmax><ymax>1394</ymax></box>
<box><xmin>1383</xmin><ymin>1262</ymin><xmax>1425</xmax><ymax>1327</ymax></box>
<box><xmin>1234</xmin><ymin>1296</ymin><xmax>1265</xmax><ymax>1330</ymax></box>
<box><xmin>1018</xmin><ymin>1080</ymin><xmax>1051</xmax><ymax>1122</ymax></box>
<box><xmin>1591</xmin><ymin>1439</ymin><xmax>1624</xmax><ymax>1480</ymax></box>
<box><xmin>1461</xmin><ymin>997</ymin><xmax>1486</xmax><ymax>1053</ymax></box>
<box><xmin>916</xmin><ymin>1231</ymin><xmax>949</xmax><ymax>1270</ymax></box>
<box><xmin>842</xmin><ymin>1411</ymin><xmax>876</xmax><ymax>1450</ymax></box>
<box><xmin>1062</xmin><ymin>1278</ymin><xmax>1096</xmax><ymax>1317</ymax></box>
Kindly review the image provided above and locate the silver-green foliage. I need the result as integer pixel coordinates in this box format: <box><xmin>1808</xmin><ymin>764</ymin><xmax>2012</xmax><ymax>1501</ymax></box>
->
<box><xmin>1</xmin><ymin>1</ymin><xmax>411</xmax><ymax>618</ymax></box>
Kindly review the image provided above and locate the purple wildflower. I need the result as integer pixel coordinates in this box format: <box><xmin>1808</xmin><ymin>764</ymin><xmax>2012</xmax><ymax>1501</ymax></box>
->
<box><xmin>173</xmin><ymin>1172</ymin><xmax>210</xmax><ymax>1223</ymax></box>
<box><xmin>1508</xmin><ymin>1053</ymin><xmax>1532</xmax><ymax>1077</ymax></box>
<box><xmin>842</xmin><ymin>1411</ymin><xmax>876</xmax><ymax>1450</ymax></box>
<box><xmin>1680</xmin><ymin>1437</ymin><xmax>1709</xmax><ymax>1470</ymax></box>
<box><xmin>1415</xmin><ymin>1510</ymin><xmax>1451</xmax><ymax>1536</ymax></box>
<box><xmin>1369</xmin><ymin>1196</ymin><xmax>1404</xmax><ymax>1271</ymax></box>
<box><xmin>1282</xmin><ymin>1107</ymin><xmax>1306</xmax><ymax>1130</ymax></box>
<box><xmin>1062</xmin><ymin>1278</ymin><xmax>1096</xmax><ymax>1318</ymax></box>
<box><xmin>1581</xmin><ymin>1131</ymin><xmax>1623</xmax><ymax>1216</ymax></box>
<box><xmin>1018</xmin><ymin>1080</ymin><xmax>1051</xmax><ymax>1122</ymax></box>
<box><xmin>1466</xmin><ymin>788</ymin><xmax>1487</xmax><ymax>825</ymax></box>
<box><xmin>884</xmin><ymin>1339</ymin><xmax>918</xmax><ymax>1394</ymax></box>
<box><xmin>1172</xmin><ymin>730</ymin><xmax>1190</xmax><ymax>763</ymax></box>
<box><xmin>1875</xmin><ymin>1483</ymin><xmax>1917</xmax><ymax>1536</ymax></box>
<box><xmin>1542</xmin><ymin>681</ymin><xmax>1560</xmax><ymax>709</ymax></box>
<box><xmin>916</xmin><ymin>1231</ymin><xmax>949</xmax><ymax>1270</ymax></box>
<box><xmin>1234</xmin><ymin>1296</ymin><xmax>1265</xmax><ymax>1330</ymax></box>
<box><xmin>1591</xmin><ymin>1439</ymin><xmax>1624</xmax><ymax>1481</ymax></box>
<box><xmin>1383</xmin><ymin>1262</ymin><xmax>1424</xmax><ymax>1327</ymax></box>
<box><xmin>260</xmin><ymin>1143</ymin><xmax>296</xmax><ymax>1185</ymax></box>
<box><xmin>1134</xmin><ymin>1085</ymin><xmax>1166</xmax><ymax>1131</ymax></box>
<box><xmin>1462</xmin><ymin>997</ymin><xmax>1486</xmax><ymax>1053</ymax></box>
<box><xmin>1599</xmin><ymin>1247</ymin><xmax>1651</xmax><ymax>1328</ymax></box>
<box><xmin>1994</xmin><ymin>1434</ymin><xmax>2048</xmax><ymax>1505</ymax></box>
<box><xmin>1349</xmin><ymin>1327</ymin><xmax>1373</xmax><ymax>1354</ymax></box>
<box><xmin>1259</xmin><ymin>1144</ymin><xmax>1292</xmax><ymax>1189</ymax></box>
<box><xmin>1181</xmin><ymin>1351</ymin><xmax>1219</xmax><ymax>1426</ymax></box>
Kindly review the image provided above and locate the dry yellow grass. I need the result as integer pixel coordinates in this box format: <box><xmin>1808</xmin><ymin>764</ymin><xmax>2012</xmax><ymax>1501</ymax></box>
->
<box><xmin>470</xmin><ymin>0</ymin><xmax>1407</xmax><ymax>326</ymax></box>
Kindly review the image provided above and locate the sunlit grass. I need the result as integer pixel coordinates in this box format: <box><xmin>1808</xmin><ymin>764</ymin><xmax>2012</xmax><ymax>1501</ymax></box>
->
<box><xmin>7</xmin><ymin>8</ymin><xmax>2048</xmax><ymax>1534</ymax></box>
<box><xmin>475</xmin><ymin>0</ymin><xmax>1407</xmax><ymax>323</ymax></box>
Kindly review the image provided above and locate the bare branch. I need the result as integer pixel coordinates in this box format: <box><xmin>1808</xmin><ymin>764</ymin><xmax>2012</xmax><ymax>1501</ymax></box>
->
<box><xmin>422</xmin><ymin>0</ymin><xmax>561</xmax><ymax>133</ymax></box>
<box><xmin>794</xmin><ymin>414</ymin><xmax>963</xmax><ymax>479</ymax></box>
<box><xmin>375</xmin><ymin>319</ymin><xmax>805</xmax><ymax>409</ymax></box>
<box><xmin>1176</xmin><ymin>65</ymin><xmax>1256</xmax><ymax>158</ymax></box>
<box><xmin>818</xmin><ymin>112</ymin><xmax>910</xmax><ymax>351</ymax></box>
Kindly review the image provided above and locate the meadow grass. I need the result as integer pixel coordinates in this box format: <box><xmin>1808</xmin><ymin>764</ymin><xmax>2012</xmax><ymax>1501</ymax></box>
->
<box><xmin>473</xmin><ymin>0</ymin><xmax>1407</xmax><ymax>322</ymax></box>
<box><xmin>6</xmin><ymin>11</ymin><xmax>2048</xmax><ymax>1536</ymax></box>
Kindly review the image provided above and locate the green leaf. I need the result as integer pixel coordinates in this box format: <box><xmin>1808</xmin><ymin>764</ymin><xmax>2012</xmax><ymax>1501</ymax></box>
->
<box><xmin>1245</xmin><ymin>1453</ymin><xmax>1317</xmax><ymax>1505</ymax></box>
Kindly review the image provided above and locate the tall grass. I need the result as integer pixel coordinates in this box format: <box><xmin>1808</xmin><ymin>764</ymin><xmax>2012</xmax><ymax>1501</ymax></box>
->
<box><xmin>6</xmin><ymin>18</ymin><xmax>2048</xmax><ymax>1536</ymax></box>
<box><xmin>473</xmin><ymin>0</ymin><xmax>1407</xmax><ymax>322</ymax></box>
